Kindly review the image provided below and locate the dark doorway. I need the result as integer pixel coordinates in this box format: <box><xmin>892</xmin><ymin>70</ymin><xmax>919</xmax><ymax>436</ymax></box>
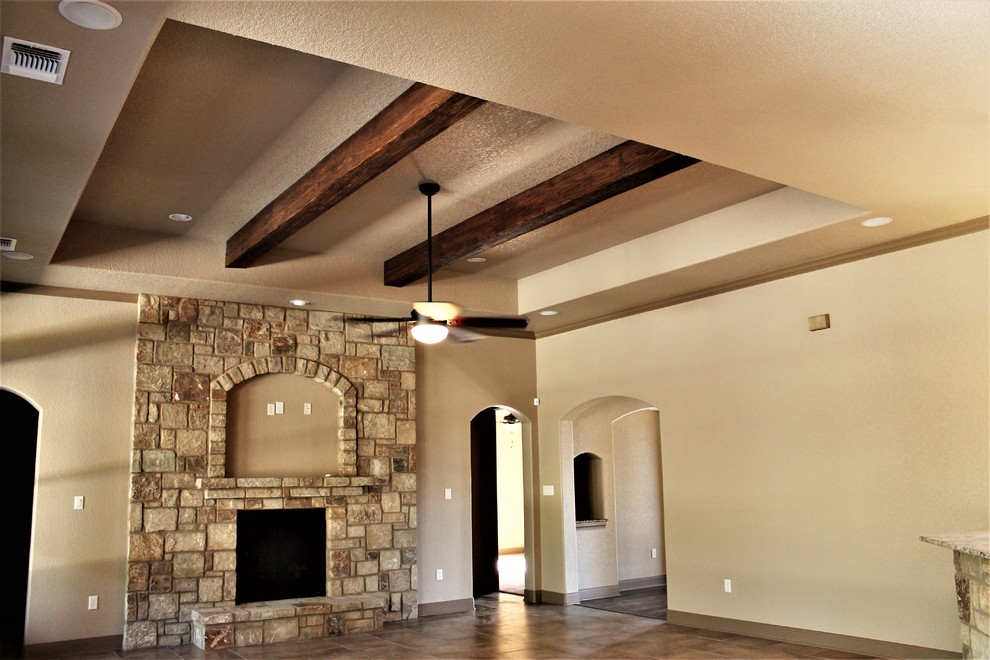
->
<box><xmin>1</xmin><ymin>389</ymin><xmax>39</xmax><ymax>658</ymax></box>
<box><xmin>235</xmin><ymin>508</ymin><xmax>326</xmax><ymax>604</ymax></box>
<box><xmin>470</xmin><ymin>408</ymin><xmax>499</xmax><ymax>598</ymax></box>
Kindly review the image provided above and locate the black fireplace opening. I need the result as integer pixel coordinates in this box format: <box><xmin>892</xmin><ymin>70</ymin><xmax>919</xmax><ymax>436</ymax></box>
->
<box><xmin>236</xmin><ymin>508</ymin><xmax>327</xmax><ymax>604</ymax></box>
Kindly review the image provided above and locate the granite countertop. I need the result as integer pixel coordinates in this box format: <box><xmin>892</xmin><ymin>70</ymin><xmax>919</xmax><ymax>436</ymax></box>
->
<box><xmin>920</xmin><ymin>531</ymin><xmax>990</xmax><ymax>559</ymax></box>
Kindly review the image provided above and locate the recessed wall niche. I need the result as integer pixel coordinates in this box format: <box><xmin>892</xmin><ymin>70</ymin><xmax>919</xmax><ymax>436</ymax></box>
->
<box><xmin>226</xmin><ymin>372</ymin><xmax>342</xmax><ymax>477</ymax></box>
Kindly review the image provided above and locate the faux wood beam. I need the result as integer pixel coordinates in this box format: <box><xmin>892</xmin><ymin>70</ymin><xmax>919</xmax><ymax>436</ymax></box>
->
<box><xmin>226</xmin><ymin>83</ymin><xmax>485</xmax><ymax>268</ymax></box>
<box><xmin>384</xmin><ymin>141</ymin><xmax>699</xmax><ymax>287</ymax></box>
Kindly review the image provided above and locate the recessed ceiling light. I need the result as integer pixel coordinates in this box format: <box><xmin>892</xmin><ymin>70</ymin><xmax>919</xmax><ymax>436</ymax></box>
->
<box><xmin>1</xmin><ymin>251</ymin><xmax>34</xmax><ymax>260</ymax></box>
<box><xmin>169</xmin><ymin>213</ymin><xmax>193</xmax><ymax>222</ymax></box>
<box><xmin>289</xmin><ymin>299</ymin><xmax>310</xmax><ymax>307</ymax></box>
<box><xmin>539</xmin><ymin>310</ymin><xmax>559</xmax><ymax>316</ymax></box>
<box><xmin>861</xmin><ymin>216</ymin><xmax>893</xmax><ymax>227</ymax></box>
<box><xmin>58</xmin><ymin>0</ymin><xmax>122</xmax><ymax>30</ymax></box>
<box><xmin>466</xmin><ymin>257</ymin><xmax>486</xmax><ymax>263</ymax></box>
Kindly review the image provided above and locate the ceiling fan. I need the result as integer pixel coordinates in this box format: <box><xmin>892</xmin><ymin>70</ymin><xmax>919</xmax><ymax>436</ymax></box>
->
<box><xmin>362</xmin><ymin>182</ymin><xmax>528</xmax><ymax>344</ymax></box>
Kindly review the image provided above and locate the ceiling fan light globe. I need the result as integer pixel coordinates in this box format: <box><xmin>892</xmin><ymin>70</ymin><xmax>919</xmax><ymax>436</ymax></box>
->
<box><xmin>414</xmin><ymin>300</ymin><xmax>462</xmax><ymax>321</ymax></box>
<box><xmin>410</xmin><ymin>321</ymin><xmax>448</xmax><ymax>344</ymax></box>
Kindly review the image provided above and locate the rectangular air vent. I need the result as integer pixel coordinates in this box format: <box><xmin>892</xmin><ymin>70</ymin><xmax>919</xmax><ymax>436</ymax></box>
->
<box><xmin>1</xmin><ymin>37</ymin><xmax>71</xmax><ymax>85</ymax></box>
<box><xmin>0</xmin><ymin>237</ymin><xmax>16</xmax><ymax>252</ymax></box>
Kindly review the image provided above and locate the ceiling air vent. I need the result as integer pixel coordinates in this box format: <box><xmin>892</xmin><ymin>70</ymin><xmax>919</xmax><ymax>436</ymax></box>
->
<box><xmin>0</xmin><ymin>237</ymin><xmax>16</xmax><ymax>252</ymax></box>
<box><xmin>1</xmin><ymin>37</ymin><xmax>71</xmax><ymax>85</ymax></box>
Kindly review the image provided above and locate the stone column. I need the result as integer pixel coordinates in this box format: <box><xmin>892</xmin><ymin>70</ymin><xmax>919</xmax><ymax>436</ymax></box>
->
<box><xmin>921</xmin><ymin>532</ymin><xmax>990</xmax><ymax>659</ymax></box>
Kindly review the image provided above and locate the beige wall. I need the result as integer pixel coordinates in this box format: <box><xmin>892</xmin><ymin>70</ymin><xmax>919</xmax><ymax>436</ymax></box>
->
<box><xmin>535</xmin><ymin>231</ymin><xmax>989</xmax><ymax>652</ymax></box>
<box><xmin>0</xmin><ymin>293</ymin><xmax>136</xmax><ymax>645</ymax></box>
<box><xmin>226</xmin><ymin>372</ymin><xmax>341</xmax><ymax>477</ymax></box>
<box><xmin>613</xmin><ymin>409</ymin><xmax>664</xmax><ymax>581</ymax></box>
<box><xmin>417</xmin><ymin>337</ymin><xmax>539</xmax><ymax>606</ymax></box>
<box><xmin>496</xmin><ymin>419</ymin><xmax>525</xmax><ymax>551</ymax></box>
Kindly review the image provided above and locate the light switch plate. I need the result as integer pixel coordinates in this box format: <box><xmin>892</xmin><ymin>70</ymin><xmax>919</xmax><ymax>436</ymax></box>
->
<box><xmin>542</xmin><ymin>485</ymin><xmax>554</xmax><ymax>496</ymax></box>
<box><xmin>275</xmin><ymin>401</ymin><xmax>284</xmax><ymax>414</ymax></box>
<box><xmin>444</xmin><ymin>488</ymin><xmax>452</xmax><ymax>500</ymax></box>
<box><xmin>266</xmin><ymin>403</ymin><xmax>275</xmax><ymax>416</ymax></box>
<box><xmin>73</xmin><ymin>495</ymin><xmax>85</xmax><ymax>510</ymax></box>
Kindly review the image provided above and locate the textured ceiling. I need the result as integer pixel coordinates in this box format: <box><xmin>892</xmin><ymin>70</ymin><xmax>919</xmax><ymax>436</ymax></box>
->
<box><xmin>0</xmin><ymin>1</ymin><xmax>986</xmax><ymax>337</ymax></box>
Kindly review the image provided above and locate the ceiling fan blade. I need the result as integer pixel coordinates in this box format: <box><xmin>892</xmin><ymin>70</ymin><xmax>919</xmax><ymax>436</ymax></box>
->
<box><xmin>446</xmin><ymin>325</ymin><xmax>489</xmax><ymax>343</ymax></box>
<box><xmin>351</xmin><ymin>311</ymin><xmax>416</xmax><ymax>323</ymax></box>
<box><xmin>449</xmin><ymin>315</ymin><xmax>529</xmax><ymax>329</ymax></box>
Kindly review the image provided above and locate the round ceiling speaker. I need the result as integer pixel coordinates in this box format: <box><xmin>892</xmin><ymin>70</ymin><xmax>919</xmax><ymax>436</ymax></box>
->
<box><xmin>58</xmin><ymin>0</ymin><xmax>122</xmax><ymax>30</ymax></box>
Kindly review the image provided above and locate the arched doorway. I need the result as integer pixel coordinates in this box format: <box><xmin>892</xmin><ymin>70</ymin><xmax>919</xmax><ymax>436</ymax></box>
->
<box><xmin>470</xmin><ymin>406</ymin><xmax>531</xmax><ymax>600</ymax></box>
<box><xmin>1</xmin><ymin>389</ymin><xmax>40</xmax><ymax>658</ymax></box>
<box><xmin>559</xmin><ymin>397</ymin><xmax>665</xmax><ymax>612</ymax></box>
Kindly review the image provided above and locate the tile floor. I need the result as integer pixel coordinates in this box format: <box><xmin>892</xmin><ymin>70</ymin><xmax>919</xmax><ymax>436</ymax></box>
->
<box><xmin>32</xmin><ymin>592</ymin><xmax>888</xmax><ymax>660</ymax></box>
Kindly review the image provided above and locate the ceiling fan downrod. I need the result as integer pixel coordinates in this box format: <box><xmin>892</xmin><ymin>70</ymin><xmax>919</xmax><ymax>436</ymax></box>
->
<box><xmin>419</xmin><ymin>181</ymin><xmax>440</xmax><ymax>304</ymax></box>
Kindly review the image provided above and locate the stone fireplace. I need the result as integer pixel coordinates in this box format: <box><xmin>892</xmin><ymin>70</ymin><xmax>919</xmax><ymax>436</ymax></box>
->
<box><xmin>125</xmin><ymin>295</ymin><xmax>417</xmax><ymax>650</ymax></box>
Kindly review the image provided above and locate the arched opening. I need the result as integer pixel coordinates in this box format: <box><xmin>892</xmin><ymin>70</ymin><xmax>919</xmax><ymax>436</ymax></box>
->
<box><xmin>559</xmin><ymin>397</ymin><xmax>666</xmax><ymax>617</ymax></box>
<box><xmin>1</xmin><ymin>388</ymin><xmax>40</xmax><ymax>658</ymax></box>
<box><xmin>470</xmin><ymin>406</ymin><xmax>533</xmax><ymax>601</ymax></box>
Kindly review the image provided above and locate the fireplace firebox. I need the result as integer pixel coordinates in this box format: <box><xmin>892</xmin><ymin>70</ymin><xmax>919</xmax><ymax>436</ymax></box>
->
<box><xmin>235</xmin><ymin>508</ymin><xmax>326</xmax><ymax>604</ymax></box>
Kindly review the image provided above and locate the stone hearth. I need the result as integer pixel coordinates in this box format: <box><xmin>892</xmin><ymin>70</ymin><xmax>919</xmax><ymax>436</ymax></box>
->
<box><xmin>125</xmin><ymin>295</ymin><xmax>417</xmax><ymax>650</ymax></box>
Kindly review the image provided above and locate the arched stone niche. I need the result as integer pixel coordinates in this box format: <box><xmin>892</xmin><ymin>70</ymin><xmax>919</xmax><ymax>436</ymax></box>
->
<box><xmin>207</xmin><ymin>358</ymin><xmax>357</xmax><ymax>478</ymax></box>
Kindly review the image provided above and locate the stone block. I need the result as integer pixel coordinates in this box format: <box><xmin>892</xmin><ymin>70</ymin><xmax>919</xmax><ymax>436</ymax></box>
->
<box><xmin>143</xmin><ymin>450</ymin><xmax>176</xmax><ymax>472</ymax></box>
<box><xmin>177</xmin><ymin>430</ymin><xmax>208</xmax><ymax>456</ymax></box>
<box><xmin>363</xmin><ymin>414</ymin><xmax>396</xmax><ymax>439</ymax></box>
<box><xmin>264</xmin><ymin>618</ymin><xmax>300</xmax><ymax>644</ymax></box>
<box><xmin>173</xmin><ymin>552</ymin><xmax>205</xmax><ymax>577</ymax></box>
<box><xmin>160</xmin><ymin>404</ymin><xmax>188</xmax><ymax>429</ymax></box>
<box><xmin>199</xmin><ymin>576</ymin><xmax>224</xmax><ymax>603</ymax></box>
<box><xmin>156</xmin><ymin>342</ymin><xmax>193</xmax><ymax>365</ymax></box>
<box><xmin>236</xmin><ymin>624</ymin><xmax>264</xmax><ymax>647</ymax></box>
<box><xmin>150</xmin><ymin>593</ymin><xmax>180</xmax><ymax>620</ymax></box>
<box><xmin>366</xmin><ymin>524</ymin><xmax>392</xmax><ymax>550</ymax></box>
<box><xmin>394</xmin><ymin>529</ymin><xmax>416</xmax><ymax>548</ymax></box>
<box><xmin>173</xmin><ymin>372</ymin><xmax>210</xmax><ymax>403</ymax></box>
<box><xmin>339</xmin><ymin>356</ymin><xmax>377</xmax><ymax>380</ymax></box>
<box><xmin>166</xmin><ymin>531</ymin><xmax>206</xmax><ymax>552</ymax></box>
<box><xmin>347</xmin><ymin>504</ymin><xmax>382</xmax><ymax>525</ymax></box>
<box><xmin>396</xmin><ymin>420</ymin><xmax>416</xmax><ymax>445</ymax></box>
<box><xmin>129</xmin><ymin>533</ymin><xmax>164</xmax><ymax>561</ymax></box>
<box><xmin>203</xmin><ymin>624</ymin><xmax>234</xmax><ymax>649</ymax></box>
<box><xmin>381</xmin><ymin>345</ymin><xmax>415</xmax><ymax>372</ymax></box>
<box><xmin>144</xmin><ymin>507</ymin><xmax>178</xmax><ymax>532</ymax></box>
<box><xmin>124</xmin><ymin>621</ymin><xmax>158</xmax><ymax>650</ymax></box>
<box><xmin>137</xmin><ymin>364</ymin><xmax>172</xmax><ymax>392</ymax></box>
<box><xmin>392</xmin><ymin>473</ymin><xmax>416</xmax><ymax>492</ymax></box>
<box><xmin>208</xmin><ymin>523</ymin><xmax>237</xmax><ymax>550</ymax></box>
<box><xmin>132</xmin><ymin>474</ymin><xmax>162</xmax><ymax>501</ymax></box>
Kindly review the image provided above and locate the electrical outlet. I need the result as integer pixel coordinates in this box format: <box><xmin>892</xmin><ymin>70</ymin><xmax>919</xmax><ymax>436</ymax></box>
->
<box><xmin>303</xmin><ymin>402</ymin><xmax>312</xmax><ymax>415</ymax></box>
<box><xmin>724</xmin><ymin>579</ymin><xmax>732</xmax><ymax>593</ymax></box>
<box><xmin>88</xmin><ymin>595</ymin><xmax>99</xmax><ymax>610</ymax></box>
<box><xmin>436</xmin><ymin>569</ymin><xmax>443</xmax><ymax>581</ymax></box>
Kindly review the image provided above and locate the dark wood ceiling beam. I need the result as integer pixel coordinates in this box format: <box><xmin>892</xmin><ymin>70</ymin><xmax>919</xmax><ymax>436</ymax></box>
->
<box><xmin>383</xmin><ymin>141</ymin><xmax>699</xmax><ymax>287</ymax></box>
<box><xmin>226</xmin><ymin>83</ymin><xmax>486</xmax><ymax>268</ymax></box>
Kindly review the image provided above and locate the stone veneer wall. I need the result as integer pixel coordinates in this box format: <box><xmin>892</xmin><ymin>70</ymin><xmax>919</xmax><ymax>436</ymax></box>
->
<box><xmin>125</xmin><ymin>295</ymin><xmax>417</xmax><ymax>649</ymax></box>
<box><xmin>955</xmin><ymin>551</ymin><xmax>990</xmax><ymax>659</ymax></box>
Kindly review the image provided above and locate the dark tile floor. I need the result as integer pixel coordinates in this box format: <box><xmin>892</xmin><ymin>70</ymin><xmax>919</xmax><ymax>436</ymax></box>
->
<box><xmin>33</xmin><ymin>592</ymin><xmax>882</xmax><ymax>659</ymax></box>
<box><xmin>578</xmin><ymin>586</ymin><xmax>667</xmax><ymax>621</ymax></box>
